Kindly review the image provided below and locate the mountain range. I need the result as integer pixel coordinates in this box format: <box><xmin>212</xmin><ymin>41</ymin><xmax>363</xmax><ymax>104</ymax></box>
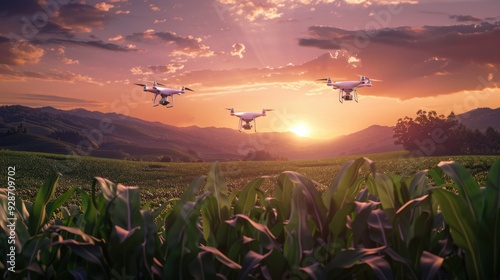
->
<box><xmin>0</xmin><ymin>105</ymin><xmax>499</xmax><ymax>161</ymax></box>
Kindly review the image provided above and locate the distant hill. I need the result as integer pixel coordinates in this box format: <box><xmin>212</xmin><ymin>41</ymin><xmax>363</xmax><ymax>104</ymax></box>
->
<box><xmin>456</xmin><ymin>107</ymin><xmax>500</xmax><ymax>131</ymax></box>
<box><xmin>0</xmin><ymin>105</ymin><xmax>498</xmax><ymax>161</ymax></box>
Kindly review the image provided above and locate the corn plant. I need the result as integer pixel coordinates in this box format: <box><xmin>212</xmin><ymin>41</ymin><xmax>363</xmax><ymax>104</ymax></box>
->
<box><xmin>1</xmin><ymin>157</ymin><xmax>499</xmax><ymax>279</ymax></box>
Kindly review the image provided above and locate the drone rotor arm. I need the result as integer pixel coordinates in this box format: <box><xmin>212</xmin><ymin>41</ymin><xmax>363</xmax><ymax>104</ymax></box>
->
<box><xmin>153</xmin><ymin>93</ymin><xmax>159</xmax><ymax>106</ymax></box>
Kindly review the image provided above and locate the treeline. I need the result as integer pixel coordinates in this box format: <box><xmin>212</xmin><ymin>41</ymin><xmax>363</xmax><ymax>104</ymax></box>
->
<box><xmin>243</xmin><ymin>150</ymin><xmax>288</xmax><ymax>161</ymax></box>
<box><xmin>393</xmin><ymin>110</ymin><xmax>500</xmax><ymax>156</ymax></box>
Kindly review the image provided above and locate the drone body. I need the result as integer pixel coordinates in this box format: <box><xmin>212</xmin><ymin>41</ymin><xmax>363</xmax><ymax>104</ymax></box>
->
<box><xmin>226</xmin><ymin>108</ymin><xmax>273</xmax><ymax>132</ymax></box>
<box><xmin>319</xmin><ymin>76</ymin><xmax>375</xmax><ymax>103</ymax></box>
<box><xmin>134</xmin><ymin>81</ymin><xmax>193</xmax><ymax>108</ymax></box>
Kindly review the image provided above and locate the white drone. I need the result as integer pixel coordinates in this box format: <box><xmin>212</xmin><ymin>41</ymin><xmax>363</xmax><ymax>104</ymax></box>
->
<box><xmin>225</xmin><ymin>108</ymin><xmax>273</xmax><ymax>132</ymax></box>
<box><xmin>318</xmin><ymin>76</ymin><xmax>378</xmax><ymax>103</ymax></box>
<box><xmin>134</xmin><ymin>81</ymin><xmax>193</xmax><ymax>108</ymax></box>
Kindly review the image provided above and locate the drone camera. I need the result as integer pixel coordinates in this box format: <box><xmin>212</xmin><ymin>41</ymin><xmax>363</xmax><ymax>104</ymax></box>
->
<box><xmin>343</xmin><ymin>94</ymin><xmax>353</xmax><ymax>101</ymax></box>
<box><xmin>159</xmin><ymin>98</ymin><xmax>170</xmax><ymax>106</ymax></box>
<box><xmin>242</xmin><ymin>123</ymin><xmax>252</xmax><ymax>130</ymax></box>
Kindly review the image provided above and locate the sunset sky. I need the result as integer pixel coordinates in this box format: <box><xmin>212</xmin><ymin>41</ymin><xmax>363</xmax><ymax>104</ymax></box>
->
<box><xmin>1</xmin><ymin>0</ymin><xmax>499</xmax><ymax>139</ymax></box>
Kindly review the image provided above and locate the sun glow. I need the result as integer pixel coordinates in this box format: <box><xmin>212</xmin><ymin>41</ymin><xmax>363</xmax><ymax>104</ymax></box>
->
<box><xmin>291</xmin><ymin>124</ymin><xmax>310</xmax><ymax>137</ymax></box>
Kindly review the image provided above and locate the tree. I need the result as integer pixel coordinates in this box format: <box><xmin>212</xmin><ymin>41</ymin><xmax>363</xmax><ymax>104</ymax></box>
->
<box><xmin>394</xmin><ymin>110</ymin><xmax>500</xmax><ymax>156</ymax></box>
<box><xmin>485</xmin><ymin>127</ymin><xmax>500</xmax><ymax>154</ymax></box>
<box><xmin>393</xmin><ymin>110</ymin><xmax>458</xmax><ymax>156</ymax></box>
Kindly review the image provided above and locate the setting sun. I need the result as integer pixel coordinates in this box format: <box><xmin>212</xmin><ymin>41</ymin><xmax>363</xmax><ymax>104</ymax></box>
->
<box><xmin>291</xmin><ymin>124</ymin><xmax>310</xmax><ymax>137</ymax></box>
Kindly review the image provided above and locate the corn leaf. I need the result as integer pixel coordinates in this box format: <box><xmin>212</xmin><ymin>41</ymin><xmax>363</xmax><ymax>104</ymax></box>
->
<box><xmin>323</xmin><ymin>157</ymin><xmax>375</xmax><ymax>213</ymax></box>
<box><xmin>431</xmin><ymin>188</ymin><xmax>482</xmax><ymax>279</ymax></box>
<box><xmin>205</xmin><ymin>162</ymin><xmax>230</xmax><ymax>221</ymax></box>
<box><xmin>281</xmin><ymin>171</ymin><xmax>327</xmax><ymax>234</ymax></box>
<box><xmin>284</xmin><ymin>186</ymin><xmax>313</xmax><ymax>266</ymax></box>
<box><xmin>199</xmin><ymin>244</ymin><xmax>242</xmax><ymax>270</ymax></box>
<box><xmin>237</xmin><ymin>250</ymin><xmax>272</xmax><ymax>279</ymax></box>
<box><xmin>408</xmin><ymin>171</ymin><xmax>429</xmax><ymax>199</ymax></box>
<box><xmin>235</xmin><ymin>177</ymin><xmax>264</xmax><ymax>215</ymax></box>
<box><xmin>480</xmin><ymin>159</ymin><xmax>500</xmax><ymax>278</ymax></box>
<box><xmin>438</xmin><ymin>161</ymin><xmax>483</xmax><ymax>223</ymax></box>
<box><xmin>28</xmin><ymin>172</ymin><xmax>60</xmax><ymax>235</ymax></box>
<box><xmin>374</xmin><ymin>173</ymin><xmax>396</xmax><ymax>220</ymax></box>
<box><xmin>420</xmin><ymin>251</ymin><xmax>443</xmax><ymax>280</ymax></box>
<box><xmin>226</xmin><ymin>214</ymin><xmax>280</xmax><ymax>251</ymax></box>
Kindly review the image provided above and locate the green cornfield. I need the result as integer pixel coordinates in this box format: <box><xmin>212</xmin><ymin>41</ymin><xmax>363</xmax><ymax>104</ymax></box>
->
<box><xmin>1</xmin><ymin>150</ymin><xmax>499</xmax><ymax>279</ymax></box>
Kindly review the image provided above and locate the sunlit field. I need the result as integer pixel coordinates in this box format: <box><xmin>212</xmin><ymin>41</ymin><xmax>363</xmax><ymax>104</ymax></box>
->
<box><xmin>2</xmin><ymin>149</ymin><xmax>500</xmax><ymax>278</ymax></box>
<box><xmin>2</xmin><ymin>149</ymin><xmax>498</xmax><ymax>209</ymax></box>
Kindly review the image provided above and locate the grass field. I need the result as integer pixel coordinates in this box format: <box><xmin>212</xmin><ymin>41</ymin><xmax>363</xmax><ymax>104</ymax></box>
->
<box><xmin>2</xmin><ymin>149</ymin><xmax>499</xmax><ymax>209</ymax></box>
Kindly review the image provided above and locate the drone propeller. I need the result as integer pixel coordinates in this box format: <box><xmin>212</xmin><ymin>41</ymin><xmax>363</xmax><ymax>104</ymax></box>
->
<box><xmin>357</xmin><ymin>75</ymin><xmax>383</xmax><ymax>82</ymax></box>
<box><xmin>316</xmin><ymin>78</ymin><xmax>330</xmax><ymax>81</ymax></box>
<box><xmin>263</xmin><ymin>109</ymin><xmax>274</xmax><ymax>111</ymax></box>
<box><xmin>183</xmin><ymin>87</ymin><xmax>194</xmax><ymax>92</ymax></box>
<box><xmin>156</xmin><ymin>82</ymin><xmax>167</xmax><ymax>87</ymax></box>
<box><xmin>134</xmin><ymin>83</ymin><xmax>146</xmax><ymax>87</ymax></box>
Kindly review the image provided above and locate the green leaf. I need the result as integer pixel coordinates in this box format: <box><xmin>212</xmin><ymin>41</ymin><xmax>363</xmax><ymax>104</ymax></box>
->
<box><xmin>114</xmin><ymin>225</ymin><xmax>141</xmax><ymax>244</ymax></box>
<box><xmin>93</xmin><ymin>177</ymin><xmax>118</xmax><ymax>203</ymax></box>
<box><xmin>367</xmin><ymin>209</ymin><xmax>391</xmax><ymax>246</ymax></box>
<box><xmin>481</xmin><ymin>159</ymin><xmax>500</xmax><ymax>278</ymax></box>
<box><xmin>374</xmin><ymin>173</ymin><xmax>396</xmax><ymax>220</ymax></box>
<box><xmin>199</xmin><ymin>244</ymin><xmax>242</xmax><ymax>270</ymax></box>
<box><xmin>237</xmin><ymin>250</ymin><xmax>273</xmax><ymax>279</ymax></box>
<box><xmin>438</xmin><ymin>161</ymin><xmax>483</xmax><ymax>223</ymax></box>
<box><xmin>281</xmin><ymin>171</ymin><xmax>327</xmax><ymax>234</ymax></box>
<box><xmin>420</xmin><ymin>251</ymin><xmax>443</xmax><ymax>280</ymax></box>
<box><xmin>284</xmin><ymin>186</ymin><xmax>313</xmax><ymax>266</ymax></box>
<box><xmin>52</xmin><ymin>240</ymin><xmax>106</xmax><ymax>270</ymax></box>
<box><xmin>276</xmin><ymin>171</ymin><xmax>295</xmax><ymax>220</ymax></box>
<box><xmin>180</xmin><ymin>175</ymin><xmax>207</xmax><ymax>204</ymax></box>
<box><xmin>350</xmin><ymin>201</ymin><xmax>378</xmax><ymax>246</ymax></box>
<box><xmin>329</xmin><ymin>201</ymin><xmax>355</xmax><ymax>246</ymax></box>
<box><xmin>205</xmin><ymin>162</ymin><xmax>230</xmax><ymax>220</ymax></box>
<box><xmin>325</xmin><ymin>246</ymin><xmax>386</xmax><ymax>269</ymax></box>
<box><xmin>360</xmin><ymin>255</ymin><xmax>393</xmax><ymax>280</ymax></box>
<box><xmin>114</xmin><ymin>185</ymin><xmax>142</xmax><ymax>232</ymax></box>
<box><xmin>235</xmin><ymin>177</ymin><xmax>264</xmax><ymax>215</ymax></box>
<box><xmin>408</xmin><ymin>171</ymin><xmax>429</xmax><ymax>199</ymax></box>
<box><xmin>226</xmin><ymin>214</ymin><xmax>280</xmax><ymax>251</ymax></box>
<box><xmin>45</xmin><ymin>187</ymin><xmax>79</xmax><ymax>217</ymax></box>
<box><xmin>324</xmin><ymin>157</ymin><xmax>375</xmax><ymax>213</ymax></box>
<box><xmin>431</xmin><ymin>188</ymin><xmax>482</xmax><ymax>279</ymax></box>
<box><xmin>189</xmin><ymin>251</ymin><xmax>217</xmax><ymax>278</ymax></box>
<box><xmin>29</xmin><ymin>172</ymin><xmax>60</xmax><ymax>235</ymax></box>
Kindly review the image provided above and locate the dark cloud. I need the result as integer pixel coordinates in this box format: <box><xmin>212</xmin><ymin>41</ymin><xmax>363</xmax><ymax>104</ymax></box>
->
<box><xmin>0</xmin><ymin>93</ymin><xmax>103</xmax><ymax>108</ymax></box>
<box><xmin>0</xmin><ymin>0</ymin><xmax>44</xmax><ymax>16</ymax></box>
<box><xmin>2</xmin><ymin>1</ymin><xmax>112</xmax><ymax>38</ymax></box>
<box><xmin>299</xmin><ymin>22</ymin><xmax>500</xmax><ymax>63</ymax></box>
<box><xmin>38</xmin><ymin>21</ymin><xmax>75</xmax><ymax>37</ymax></box>
<box><xmin>125</xmin><ymin>30</ymin><xmax>214</xmax><ymax>57</ymax></box>
<box><xmin>131</xmin><ymin>64</ymin><xmax>185</xmax><ymax>75</ymax></box>
<box><xmin>46</xmin><ymin>38</ymin><xmax>135</xmax><ymax>52</ymax></box>
<box><xmin>58</xmin><ymin>3</ymin><xmax>114</xmax><ymax>32</ymax></box>
<box><xmin>0</xmin><ymin>64</ymin><xmax>102</xmax><ymax>84</ymax></box>
<box><xmin>16</xmin><ymin>94</ymin><xmax>102</xmax><ymax>105</ymax></box>
<box><xmin>295</xmin><ymin>22</ymin><xmax>500</xmax><ymax>99</ymax></box>
<box><xmin>449</xmin><ymin>15</ymin><xmax>482</xmax><ymax>22</ymax></box>
<box><xmin>0</xmin><ymin>39</ymin><xmax>44</xmax><ymax>65</ymax></box>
